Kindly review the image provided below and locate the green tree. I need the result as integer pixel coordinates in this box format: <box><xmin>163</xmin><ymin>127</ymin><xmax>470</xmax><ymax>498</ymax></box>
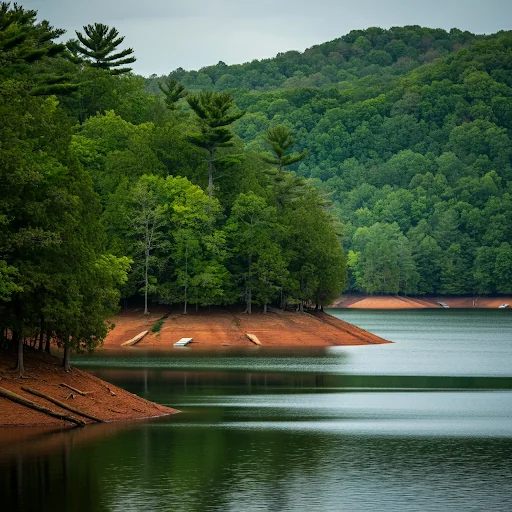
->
<box><xmin>69</xmin><ymin>23</ymin><xmax>135</xmax><ymax>74</ymax></box>
<box><xmin>226</xmin><ymin>193</ymin><xmax>284</xmax><ymax>313</ymax></box>
<box><xmin>261</xmin><ymin>125</ymin><xmax>308</xmax><ymax>172</ymax></box>
<box><xmin>187</xmin><ymin>91</ymin><xmax>245</xmax><ymax>197</ymax></box>
<box><xmin>159</xmin><ymin>77</ymin><xmax>187</xmax><ymax>110</ymax></box>
<box><xmin>494</xmin><ymin>243</ymin><xmax>512</xmax><ymax>294</ymax></box>
<box><xmin>0</xmin><ymin>2</ymin><xmax>77</xmax><ymax>95</ymax></box>
<box><xmin>127</xmin><ymin>177</ymin><xmax>169</xmax><ymax>315</ymax></box>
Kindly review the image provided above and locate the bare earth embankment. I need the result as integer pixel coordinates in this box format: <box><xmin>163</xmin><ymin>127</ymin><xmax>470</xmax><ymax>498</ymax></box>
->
<box><xmin>102</xmin><ymin>307</ymin><xmax>389</xmax><ymax>348</ymax></box>
<box><xmin>0</xmin><ymin>308</ymin><xmax>389</xmax><ymax>427</ymax></box>
<box><xmin>0</xmin><ymin>350</ymin><xmax>177</xmax><ymax>427</ymax></box>
<box><xmin>332</xmin><ymin>295</ymin><xmax>512</xmax><ymax>309</ymax></box>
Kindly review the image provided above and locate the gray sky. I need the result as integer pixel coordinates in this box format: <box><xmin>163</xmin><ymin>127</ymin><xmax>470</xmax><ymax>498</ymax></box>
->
<box><xmin>22</xmin><ymin>0</ymin><xmax>512</xmax><ymax>76</ymax></box>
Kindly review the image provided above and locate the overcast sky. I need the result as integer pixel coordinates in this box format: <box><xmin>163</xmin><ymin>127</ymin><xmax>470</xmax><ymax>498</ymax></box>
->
<box><xmin>21</xmin><ymin>0</ymin><xmax>512</xmax><ymax>76</ymax></box>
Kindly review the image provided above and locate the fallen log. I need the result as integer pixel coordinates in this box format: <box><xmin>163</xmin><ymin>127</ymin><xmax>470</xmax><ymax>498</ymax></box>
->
<box><xmin>0</xmin><ymin>386</ymin><xmax>85</xmax><ymax>427</ymax></box>
<box><xmin>246</xmin><ymin>333</ymin><xmax>261</xmax><ymax>346</ymax></box>
<box><xmin>22</xmin><ymin>387</ymin><xmax>104</xmax><ymax>423</ymax></box>
<box><xmin>60</xmin><ymin>383</ymin><xmax>93</xmax><ymax>396</ymax></box>
<box><xmin>121</xmin><ymin>330</ymin><xmax>148</xmax><ymax>347</ymax></box>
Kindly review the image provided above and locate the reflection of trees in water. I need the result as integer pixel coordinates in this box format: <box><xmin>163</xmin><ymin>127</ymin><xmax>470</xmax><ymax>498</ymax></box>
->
<box><xmin>0</xmin><ymin>422</ymin><xmax>136</xmax><ymax>512</ymax></box>
<box><xmin>3</xmin><ymin>362</ymin><xmax>512</xmax><ymax>511</ymax></box>
<box><xmin>1</xmin><ymin>415</ymin><xmax>512</xmax><ymax>510</ymax></box>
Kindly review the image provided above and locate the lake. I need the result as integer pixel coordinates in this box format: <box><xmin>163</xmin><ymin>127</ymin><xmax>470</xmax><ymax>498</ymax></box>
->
<box><xmin>1</xmin><ymin>309</ymin><xmax>512</xmax><ymax>511</ymax></box>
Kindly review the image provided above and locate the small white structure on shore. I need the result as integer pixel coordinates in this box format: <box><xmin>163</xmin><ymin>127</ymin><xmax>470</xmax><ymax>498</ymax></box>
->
<box><xmin>174</xmin><ymin>337</ymin><xmax>193</xmax><ymax>347</ymax></box>
<box><xmin>498</xmin><ymin>304</ymin><xmax>509</xmax><ymax>309</ymax></box>
<box><xmin>438</xmin><ymin>302</ymin><xmax>450</xmax><ymax>308</ymax></box>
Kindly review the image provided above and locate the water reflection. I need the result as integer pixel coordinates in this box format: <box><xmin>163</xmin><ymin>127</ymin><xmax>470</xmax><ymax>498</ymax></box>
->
<box><xmin>2</xmin><ymin>310</ymin><xmax>512</xmax><ymax>511</ymax></box>
<box><xmin>2</xmin><ymin>411</ymin><xmax>511</xmax><ymax>511</ymax></box>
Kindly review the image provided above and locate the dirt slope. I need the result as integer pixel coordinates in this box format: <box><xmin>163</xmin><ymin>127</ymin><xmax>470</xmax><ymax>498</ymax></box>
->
<box><xmin>103</xmin><ymin>308</ymin><xmax>390</xmax><ymax>348</ymax></box>
<box><xmin>0</xmin><ymin>349</ymin><xmax>176</xmax><ymax>427</ymax></box>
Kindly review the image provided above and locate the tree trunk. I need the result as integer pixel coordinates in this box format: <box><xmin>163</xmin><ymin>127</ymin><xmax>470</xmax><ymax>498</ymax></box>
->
<box><xmin>15</xmin><ymin>331</ymin><xmax>25</xmax><ymax>377</ymax></box>
<box><xmin>263</xmin><ymin>303</ymin><xmax>267</xmax><ymax>314</ymax></box>
<box><xmin>183</xmin><ymin>249</ymin><xmax>188</xmax><ymax>315</ymax></box>
<box><xmin>45</xmin><ymin>330</ymin><xmax>51</xmax><ymax>354</ymax></box>
<box><xmin>62</xmin><ymin>346</ymin><xmax>71</xmax><ymax>372</ymax></box>
<box><xmin>245</xmin><ymin>288</ymin><xmax>252</xmax><ymax>314</ymax></box>
<box><xmin>144</xmin><ymin>254</ymin><xmax>149</xmax><ymax>315</ymax></box>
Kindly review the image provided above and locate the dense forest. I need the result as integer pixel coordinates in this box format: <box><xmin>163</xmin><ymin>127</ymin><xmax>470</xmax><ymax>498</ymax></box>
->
<box><xmin>2</xmin><ymin>1</ymin><xmax>512</xmax><ymax>372</ymax></box>
<box><xmin>147</xmin><ymin>26</ymin><xmax>512</xmax><ymax>295</ymax></box>
<box><xmin>0</xmin><ymin>3</ymin><xmax>346</xmax><ymax>373</ymax></box>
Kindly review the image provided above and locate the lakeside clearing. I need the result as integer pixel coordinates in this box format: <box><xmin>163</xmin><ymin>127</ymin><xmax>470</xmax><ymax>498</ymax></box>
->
<box><xmin>101</xmin><ymin>308</ymin><xmax>389</xmax><ymax>349</ymax></box>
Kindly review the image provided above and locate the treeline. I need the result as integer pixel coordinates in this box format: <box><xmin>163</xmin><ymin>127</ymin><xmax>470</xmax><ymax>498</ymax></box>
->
<box><xmin>147</xmin><ymin>26</ymin><xmax>483</xmax><ymax>94</ymax></box>
<box><xmin>0</xmin><ymin>3</ymin><xmax>346</xmax><ymax>374</ymax></box>
<box><xmin>148</xmin><ymin>26</ymin><xmax>512</xmax><ymax>295</ymax></box>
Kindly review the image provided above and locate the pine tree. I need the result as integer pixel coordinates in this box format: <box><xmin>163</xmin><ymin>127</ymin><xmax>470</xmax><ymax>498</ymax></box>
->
<box><xmin>261</xmin><ymin>125</ymin><xmax>308</xmax><ymax>210</ymax></box>
<box><xmin>159</xmin><ymin>77</ymin><xmax>187</xmax><ymax>110</ymax></box>
<box><xmin>187</xmin><ymin>91</ymin><xmax>244</xmax><ymax>197</ymax></box>
<box><xmin>261</xmin><ymin>125</ymin><xmax>308</xmax><ymax>172</ymax></box>
<box><xmin>0</xmin><ymin>2</ymin><xmax>77</xmax><ymax>95</ymax></box>
<box><xmin>68</xmin><ymin>23</ymin><xmax>136</xmax><ymax>75</ymax></box>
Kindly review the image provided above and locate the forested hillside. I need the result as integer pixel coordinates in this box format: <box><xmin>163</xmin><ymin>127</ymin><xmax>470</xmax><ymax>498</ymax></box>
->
<box><xmin>147</xmin><ymin>26</ymin><xmax>512</xmax><ymax>295</ymax></box>
<box><xmin>0</xmin><ymin>3</ymin><xmax>346</xmax><ymax>371</ymax></box>
<box><xmin>2</xmin><ymin>5</ymin><xmax>512</xmax><ymax>377</ymax></box>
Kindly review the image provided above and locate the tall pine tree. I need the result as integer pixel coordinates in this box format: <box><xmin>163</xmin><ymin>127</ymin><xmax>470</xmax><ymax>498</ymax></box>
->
<box><xmin>68</xmin><ymin>23</ymin><xmax>135</xmax><ymax>75</ymax></box>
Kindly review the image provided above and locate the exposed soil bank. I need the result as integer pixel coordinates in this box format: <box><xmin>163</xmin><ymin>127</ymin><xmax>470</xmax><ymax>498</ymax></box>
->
<box><xmin>102</xmin><ymin>307</ymin><xmax>389</xmax><ymax>348</ymax></box>
<box><xmin>0</xmin><ymin>349</ymin><xmax>177</xmax><ymax>427</ymax></box>
<box><xmin>332</xmin><ymin>295</ymin><xmax>512</xmax><ymax>309</ymax></box>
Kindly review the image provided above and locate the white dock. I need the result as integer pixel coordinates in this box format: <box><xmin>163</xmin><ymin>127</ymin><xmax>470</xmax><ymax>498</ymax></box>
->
<box><xmin>174</xmin><ymin>337</ymin><xmax>193</xmax><ymax>347</ymax></box>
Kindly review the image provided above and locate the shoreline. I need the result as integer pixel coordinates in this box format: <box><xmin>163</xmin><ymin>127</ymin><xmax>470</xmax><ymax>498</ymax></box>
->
<box><xmin>0</xmin><ymin>349</ymin><xmax>177</xmax><ymax>428</ymax></box>
<box><xmin>100</xmin><ymin>308</ymin><xmax>390</xmax><ymax>349</ymax></box>
<box><xmin>331</xmin><ymin>295</ymin><xmax>512</xmax><ymax>309</ymax></box>
<box><xmin>1</xmin><ymin>309</ymin><xmax>390</xmax><ymax>427</ymax></box>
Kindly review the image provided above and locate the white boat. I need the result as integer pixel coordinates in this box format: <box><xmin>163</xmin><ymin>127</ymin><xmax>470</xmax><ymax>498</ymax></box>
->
<box><xmin>438</xmin><ymin>302</ymin><xmax>450</xmax><ymax>308</ymax></box>
<box><xmin>498</xmin><ymin>304</ymin><xmax>509</xmax><ymax>309</ymax></box>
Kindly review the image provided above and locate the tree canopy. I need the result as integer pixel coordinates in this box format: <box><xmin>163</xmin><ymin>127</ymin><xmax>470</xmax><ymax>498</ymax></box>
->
<box><xmin>68</xmin><ymin>22</ymin><xmax>136</xmax><ymax>75</ymax></box>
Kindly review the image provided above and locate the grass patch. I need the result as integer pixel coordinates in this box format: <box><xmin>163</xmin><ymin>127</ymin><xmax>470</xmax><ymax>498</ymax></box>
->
<box><xmin>152</xmin><ymin>319</ymin><xmax>164</xmax><ymax>333</ymax></box>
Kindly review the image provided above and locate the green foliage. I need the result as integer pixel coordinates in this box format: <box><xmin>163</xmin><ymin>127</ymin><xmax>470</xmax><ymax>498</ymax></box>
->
<box><xmin>187</xmin><ymin>91</ymin><xmax>245</xmax><ymax>197</ymax></box>
<box><xmin>6</xmin><ymin>10</ymin><xmax>511</xmax><ymax>376</ymax></box>
<box><xmin>261</xmin><ymin>125</ymin><xmax>308</xmax><ymax>172</ymax></box>
<box><xmin>0</xmin><ymin>2</ymin><xmax>76</xmax><ymax>95</ymax></box>
<box><xmin>149</xmin><ymin>27</ymin><xmax>511</xmax><ymax>296</ymax></box>
<box><xmin>147</xmin><ymin>26</ymin><xmax>481</xmax><ymax>94</ymax></box>
<box><xmin>152</xmin><ymin>319</ymin><xmax>164</xmax><ymax>332</ymax></box>
<box><xmin>159</xmin><ymin>77</ymin><xmax>187</xmax><ymax>110</ymax></box>
<box><xmin>68</xmin><ymin>23</ymin><xmax>135</xmax><ymax>75</ymax></box>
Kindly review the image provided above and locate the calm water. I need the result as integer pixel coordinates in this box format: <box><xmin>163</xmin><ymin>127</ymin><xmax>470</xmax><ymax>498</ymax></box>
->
<box><xmin>1</xmin><ymin>309</ymin><xmax>512</xmax><ymax>511</ymax></box>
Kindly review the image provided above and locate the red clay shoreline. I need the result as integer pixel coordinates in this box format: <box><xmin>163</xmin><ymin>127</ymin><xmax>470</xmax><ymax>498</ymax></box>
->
<box><xmin>1</xmin><ymin>307</ymin><xmax>390</xmax><ymax>427</ymax></box>
<box><xmin>101</xmin><ymin>307</ymin><xmax>390</xmax><ymax>349</ymax></box>
<box><xmin>331</xmin><ymin>295</ymin><xmax>512</xmax><ymax>309</ymax></box>
<box><xmin>0</xmin><ymin>349</ymin><xmax>177</xmax><ymax>428</ymax></box>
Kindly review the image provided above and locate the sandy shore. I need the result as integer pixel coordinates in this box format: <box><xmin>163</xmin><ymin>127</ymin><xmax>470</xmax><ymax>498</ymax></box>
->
<box><xmin>332</xmin><ymin>295</ymin><xmax>512</xmax><ymax>309</ymax></box>
<box><xmin>102</xmin><ymin>308</ymin><xmax>390</xmax><ymax>348</ymax></box>
<box><xmin>0</xmin><ymin>349</ymin><xmax>177</xmax><ymax>427</ymax></box>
